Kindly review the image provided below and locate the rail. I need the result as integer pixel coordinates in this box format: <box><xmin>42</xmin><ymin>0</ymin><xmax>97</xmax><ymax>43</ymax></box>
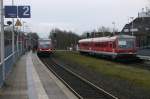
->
<box><xmin>40</xmin><ymin>57</ymin><xmax>118</xmax><ymax>99</ymax></box>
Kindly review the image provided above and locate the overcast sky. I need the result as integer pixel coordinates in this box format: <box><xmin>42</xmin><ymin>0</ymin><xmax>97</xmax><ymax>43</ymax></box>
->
<box><xmin>4</xmin><ymin>0</ymin><xmax>149</xmax><ymax>38</ymax></box>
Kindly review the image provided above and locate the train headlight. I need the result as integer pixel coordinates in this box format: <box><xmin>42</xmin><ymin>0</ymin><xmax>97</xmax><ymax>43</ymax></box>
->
<box><xmin>112</xmin><ymin>49</ymin><xmax>115</xmax><ymax>52</ymax></box>
<box><xmin>48</xmin><ymin>49</ymin><xmax>51</xmax><ymax>51</ymax></box>
<box><xmin>129</xmin><ymin>52</ymin><xmax>133</xmax><ymax>54</ymax></box>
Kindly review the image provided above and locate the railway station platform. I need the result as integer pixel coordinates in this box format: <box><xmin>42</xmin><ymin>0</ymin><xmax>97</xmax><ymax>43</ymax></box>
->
<box><xmin>0</xmin><ymin>52</ymin><xmax>77</xmax><ymax>99</ymax></box>
<box><xmin>137</xmin><ymin>48</ymin><xmax>150</xmax><ymax>60</ymax></box>
<box><xmin>137</xmin><ymin>48</ymin><xmax>150</xmax><ymax>56</ymax></box>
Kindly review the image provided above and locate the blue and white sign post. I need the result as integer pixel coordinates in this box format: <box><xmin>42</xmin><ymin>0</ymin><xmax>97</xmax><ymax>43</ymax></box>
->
<box><xmin>4</xmin><ymin>5</ymin><xmax>31</xmax><ymax>18</ymax></box>
<box><xmin>18</xmin><ymin>6</ymin><xmax>31</xmax><ymax>53</ymax></box>
<box><xmin>2</xmin><ymin>5</ymin><xmax>31</xmax><ymax>86</ymax></box>
<box><xmin>4</xmin><ymin>5</ymin><xmax>31</xmax><ymax>54</ymax></box>
<box><xmin>4</xmin><ymin>6</ymin><xmax>17</xmax><ymax>66</ymax></box>
<box><xmin>18</xmin><ymin>6</ymin><xmax>31</xmax><ymax>18</ymax></box>
<box><xmin>4</xmin><ymin>6</ymin><xmax>17</xmax><ymax>18</ymax></box>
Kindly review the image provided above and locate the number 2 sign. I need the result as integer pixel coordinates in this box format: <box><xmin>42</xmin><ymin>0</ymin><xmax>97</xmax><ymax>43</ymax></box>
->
<box><xmin>18</xmin><ymin>6</ymin><xmax>31</xmax><ymax>18</ymax></box>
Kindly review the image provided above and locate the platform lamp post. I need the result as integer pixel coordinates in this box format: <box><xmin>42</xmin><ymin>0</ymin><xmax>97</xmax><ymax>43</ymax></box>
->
<box><xmin>130</xmin><ymin>17</ymin><xmax>134</xmax><ymax>36</ymax></box>
<box><xmin>11</xmin><ymin>0</ymin><xmax>15</xmax><ymax>62</ymax></box>
<box><xmin>0</xmin><ymin>0</ymin><xmax>5</xmax><ymax>81</ymax></box>
<box><xmin>112</xmin><ymin>22</ymin><xmax>115</xmax><ymax>35</ymax></box>
<box><xmin>22</xmin><ymin>21</ymin><xmax>26</xmax><ymax>32</ymax></box>
<box><xmin>22</xmin><ymin>21</ymin><xmax>26</xmax><ymax>52</ymax></box>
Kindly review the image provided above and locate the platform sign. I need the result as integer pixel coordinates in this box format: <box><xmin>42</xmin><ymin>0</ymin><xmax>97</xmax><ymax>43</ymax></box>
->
<box><xmin>4</xmin><ymin>6</ymin><xmax>17</xmax><ymax>18</ymax></box>
<box><xmin>18</xmin><ymin>6</ymin><xmax>31</xmax><ymax>18</ymax></box>
<box><xmin>15</xmin><ymin>19</ymin><xmax>22</xmax><ymax>26</ymax></box>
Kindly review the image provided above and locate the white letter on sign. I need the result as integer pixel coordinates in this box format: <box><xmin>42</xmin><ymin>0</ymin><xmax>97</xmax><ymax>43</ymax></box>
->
<box><xmin>23</xmin><ymin>6</ymin><xmax>29</xmax><ymax>16</ymax></box>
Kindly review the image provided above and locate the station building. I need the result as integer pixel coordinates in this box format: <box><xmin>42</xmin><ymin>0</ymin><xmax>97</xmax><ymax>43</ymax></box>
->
<box><xmin>122</xmin><ymin>8</ymin><xmax>150</xmax><ymax>48</ymax></box>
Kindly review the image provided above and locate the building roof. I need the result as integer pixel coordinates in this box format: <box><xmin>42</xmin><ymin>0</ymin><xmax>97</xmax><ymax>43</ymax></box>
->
<box><xmin>122</xmin><ymin>17</ymin><xmax>150</xmax><ymax>33</ymax></box>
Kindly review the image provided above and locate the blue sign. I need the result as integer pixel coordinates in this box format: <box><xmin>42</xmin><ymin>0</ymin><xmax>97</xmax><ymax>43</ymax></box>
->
<box><xmin>18</xmin><ymin>6</ymin><xmax>31</xmax><ymax>18</ymax></box>
<box><xmin>5</xmin><ymin>6</ymin><xmax>17</xmax><ymax>18</ymax></box>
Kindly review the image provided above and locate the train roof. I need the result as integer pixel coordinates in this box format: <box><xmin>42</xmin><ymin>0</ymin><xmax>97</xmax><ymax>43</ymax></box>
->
<box><xmin>38</xmin><ymin>38</ymin><xmax>51</xmax><ymax>41</ymax></box>
<box><xmin>79</xmin><ymin>38</ymin><xmax>93</xmax><ymax>43</ymax></box>
<box><xmin>92</xmin><ymin>36</ymin><xmax>117</xmax><ymax>42</ymax></box>
<box><xmin>79</xmin><ymin>35</ymin><xmax>135</xmax><ymax>43</ymax></box>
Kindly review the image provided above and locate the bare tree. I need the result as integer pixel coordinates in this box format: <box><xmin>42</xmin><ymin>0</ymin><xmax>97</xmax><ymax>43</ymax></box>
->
<box><xmin>49</xmin><ymin>28</ymin><xmax>80</xmax><ymax>50</ymax></box>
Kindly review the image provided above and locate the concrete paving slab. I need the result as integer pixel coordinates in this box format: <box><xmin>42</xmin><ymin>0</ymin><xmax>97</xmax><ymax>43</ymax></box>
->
<box><xmin>0</xmin><ymin>54</ymin><xmax>28</xmax><ymax>99</ymax></box>
<box><xmin>26</xmin><ymin>53</ymin><xmax>49</xmax><ymax>99</ymax></box>
<box><xmin>32</xmin><ymin>53</ymin><xmax>78</xmax><ymax>99</ymax></box>
<box><xmin>137</xmin><ymin>49</ymin><xmax>150</xmax><ymax>56</ymax></box>
<box><xmin>0</xmin><ymin>52</ymin><xmax>78</xmax><ymax>99</ymax></box>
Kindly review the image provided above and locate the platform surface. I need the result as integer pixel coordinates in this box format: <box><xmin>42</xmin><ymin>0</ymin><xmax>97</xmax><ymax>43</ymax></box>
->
<box><xmin>137</xmin><ymin>48</ymin><xmax>150</xmax><ymax>56</ymax></box>
<box><xmin>137</xmin><ymin>49</ymin><xmax>150</xmax><ymax>60</ymax></box>
<box><xmin>0</xmin><ymin>54</ymin><xmax>28</xmax><ymax>99</ymax></box>
<box><xmin>0</xmin><ymin>52</ymin><xmax>77</xmax><ymax>99</ymax></box>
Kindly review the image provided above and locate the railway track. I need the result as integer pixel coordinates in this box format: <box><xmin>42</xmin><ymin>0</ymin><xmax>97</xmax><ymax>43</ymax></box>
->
<box><xmin>39</xmin><ymin>57</ymin><xmax>118</xmax><ymax>99</ymax></box>
<box><xmin>129</xmin><ymin>63</ymin><xmax>150</xmax><ymax>71</ymax></box>
<box><xmin>115</xmin><ymin>59</ymin><xmax>150</xmax><ymax>71</ymax></box>
<box><xmin>90</xmin><ymin>54</ymin><xmax>150</xmax><ymax>71</ymax></box>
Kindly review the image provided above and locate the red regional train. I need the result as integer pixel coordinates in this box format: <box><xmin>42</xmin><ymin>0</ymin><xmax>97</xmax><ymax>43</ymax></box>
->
<box><xmin>78</xmin><ymin>35</ymin><xmax>137</xmax><ymax>59</ymax></box>
<box><xmin>37</xmin><ymin>39</ymin><xmax>53</xmax><ymax>55</ymax></box>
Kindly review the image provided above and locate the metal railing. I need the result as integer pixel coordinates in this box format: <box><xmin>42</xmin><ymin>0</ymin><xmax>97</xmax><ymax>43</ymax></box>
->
<box><xmin>0</xmin><ymin>36</ymin><xmax>28</xmax><ymax>87</ymax></box>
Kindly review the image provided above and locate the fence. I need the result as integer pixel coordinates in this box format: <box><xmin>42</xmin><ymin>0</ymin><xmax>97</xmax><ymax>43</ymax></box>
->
<box><xmin>0</xmin><ymin>30</ymin><xmax>28</xmax><ymax>87</ymax></box>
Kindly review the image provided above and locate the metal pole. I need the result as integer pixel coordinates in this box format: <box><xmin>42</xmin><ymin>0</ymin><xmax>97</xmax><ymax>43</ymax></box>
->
<box><xmin>16</xmin><ymin>27</ymin><xmax>19</xmax><ymax>56</ymax></box>
<box><xmin>130</xmin><ymin>17</ymin><xmax>134</xmax><ymax>36</ymax></box>
<box><xmin>10</xmin><ymin>0</ymin><xmax>15</xmax><ymax>63</ymax></box>
<box><xmin>23</xmin><ymin>22</ymin><xmax>24</xmax><ymax>32</ymax></box>
<box><xmin>132</xmin><ymin>21</ymin><xmax>134</xmax><ymax>36</ymax></box>
<box><xmin>112</xmin><ymin>22</ymin><xmax>115</xmax><ymax>35</ymax></box>
<box><xmin>0</xmin><ymin>0</ymin><xmax>5</xmax><ymax>81</ymax></box>
<box><xmin>22</xmin><ymin>21</ymin><xmax>26</xmax><ymax>53</ymax></box>
<box><xmin>18</xmin><ymin>19</ymin><xmax>22</xmax><ymax>54</ymax></box>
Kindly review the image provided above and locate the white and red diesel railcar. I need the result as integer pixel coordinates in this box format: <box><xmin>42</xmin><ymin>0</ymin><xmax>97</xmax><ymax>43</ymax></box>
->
<box><xmin>78</xmin><ymin>35</ymin><xmax>137</xmax><ymax>59</ymax></box>
<box><xmin>37</xmin><ymin>39</ymin><xmax>53</xmax><ymax>55</ymax></box>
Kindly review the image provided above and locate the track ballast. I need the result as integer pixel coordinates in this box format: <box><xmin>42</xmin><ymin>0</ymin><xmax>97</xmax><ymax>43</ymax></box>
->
<box><xmin>39</xmin><ymin>57</ymin><xmax>118</xmax><ymax>99</ymax></box>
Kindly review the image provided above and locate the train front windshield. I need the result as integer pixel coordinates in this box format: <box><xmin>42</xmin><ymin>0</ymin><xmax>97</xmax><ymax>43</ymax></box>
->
<box><xmin>39</xmin><ymin>41</ymin><xmax>51</xmax><ymax>48</ymax></box>
<box><xmin>118</xmin><ymin>38</ymin><xmax>135</xmax><ymax>49</ymax></box>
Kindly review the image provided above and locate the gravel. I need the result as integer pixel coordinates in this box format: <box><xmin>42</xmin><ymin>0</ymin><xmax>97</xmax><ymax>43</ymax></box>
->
<box><xmin>52</xmin><ymin>55</ymin><xmax>150</xmax><ymax>99</ymax></box>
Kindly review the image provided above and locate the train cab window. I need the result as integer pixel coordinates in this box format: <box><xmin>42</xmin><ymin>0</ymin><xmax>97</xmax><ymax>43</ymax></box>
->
<box><xmin>118</xmin><ymin>38</ymin><xmax>134</xmax><ymax>49</ymax></box>
<box><xmin>39</xmin><ymin>41</ymin><xmax>51</xmax><ymax>48</ymax></box>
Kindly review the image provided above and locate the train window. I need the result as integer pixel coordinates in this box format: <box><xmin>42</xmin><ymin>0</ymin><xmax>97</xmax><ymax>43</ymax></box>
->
<box><xmin>95</xmin><ymin>43</ymin><xmax>101</xmax><ymax>47</ymax></box>
<box><xmin>113</xmin><ymin>42</ymin><xmax>116</xmax><ymax>48</ymax></box>
<box><xmin>82</xmin><ymin>43</ymin><xmax>89</xmax><ymax>46</ymax></box>
<box><xmin>110</xmin><ymin>43</ymin><xmax>112</xmax><ymax>48</ymax></box>
<box><xmin>101</xmin><ymin>43</ymin><xmax>104</xmax><ymax>47</ymax></box>
<box><xmin>39</xmin><ymin>40</ymin><xmax>51</xmax><ymax>48</ymax></box>
<box><xmin>103</xmin><ymin>42</ymin><xmax>107</xmax><ymax>47</ymax></box>
<box><xmin>39</xmin><ymin>43</ymin><xmax>50</xmax><ymax>48</ymax></box>
<box><xmin>39</xmin><ymin>41</ymin><xmax>51</xmax><ymax>45</ymax></box>
<box><xmin>119</xmin><ymin>41</ymin><xmax>126</xmax><ymax>45</ymax></box>
<box><xmin>118</xmin><ymin>38</ymin><xmax>134</xmax><ymax>49</ymax></box>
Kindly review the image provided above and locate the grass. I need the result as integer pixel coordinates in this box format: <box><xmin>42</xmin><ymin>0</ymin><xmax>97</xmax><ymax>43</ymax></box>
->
<box><xmin>54</xmin><ymin>51</ymin><xmax>150</xmax><ymax>89</ymax></box>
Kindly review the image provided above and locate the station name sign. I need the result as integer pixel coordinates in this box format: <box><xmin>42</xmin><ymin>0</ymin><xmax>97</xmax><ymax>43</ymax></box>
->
<box><xmin>5</xmin><ymin>6</ymin><xmax>31</xmax><ymax>18</ymax></box>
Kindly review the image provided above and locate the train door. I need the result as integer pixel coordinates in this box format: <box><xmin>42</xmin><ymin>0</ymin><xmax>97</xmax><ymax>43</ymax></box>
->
<box><xmin>108</xmin><ymin>42</ymin><xmax>113</xmax><ymax>52</ymax></box>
